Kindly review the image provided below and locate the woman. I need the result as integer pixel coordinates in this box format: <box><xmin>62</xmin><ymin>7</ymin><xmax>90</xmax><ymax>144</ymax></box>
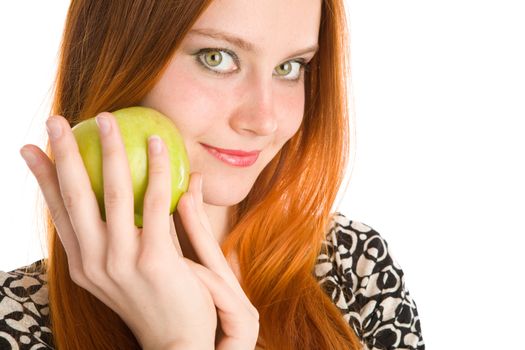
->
<box><xmin>0</xmin><ymin>0</ymin><xmax>424</xmax><ymax>349</ymax></box>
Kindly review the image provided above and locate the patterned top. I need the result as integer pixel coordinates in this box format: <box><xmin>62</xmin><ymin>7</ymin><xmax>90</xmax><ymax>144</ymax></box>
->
<box><xmin>0</xmin><ymin>213</ymin><xmax>424</xmax><ymax>349</ymax></box>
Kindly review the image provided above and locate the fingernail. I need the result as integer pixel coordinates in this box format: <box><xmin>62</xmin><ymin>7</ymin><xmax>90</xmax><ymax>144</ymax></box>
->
<box><xmin>198</xmin><ymin>175</ymin><xmax>203</xmax><ymax>193</ymax></box>
<box><xmin>20</xmin><ymin>147</ymin><xmax>37</xmax><ymax>167</ymax></box>
<box><xmin>95</xmin><ymin>114</ymin><xmax>111</xmax><ymax>135</ymax></box>
<box><xmin>148</xmin><ymin>135</ymin><xmax>162</xmax><ymax>154</ymax></box>
<box><xmin>46</xmin><ymin>117</ymin><xmax>62</xmax><ymax>140</ymax></box>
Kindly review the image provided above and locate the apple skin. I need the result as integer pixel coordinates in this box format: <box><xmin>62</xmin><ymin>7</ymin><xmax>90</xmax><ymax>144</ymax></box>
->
<box><xmin>72</xmin><ymin>106</ymin><xmax>190</xmax><ymax>228</ymax></box>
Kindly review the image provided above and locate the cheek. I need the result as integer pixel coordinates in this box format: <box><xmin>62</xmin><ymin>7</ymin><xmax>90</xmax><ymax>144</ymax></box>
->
<box><xmin>275</xmin><ymin>87</ymin><xmax>305</xmax><ymax>143</ymax></box>
<box><xmin>163</xmin><ymin>71</ymin><xmax>225</xmax><ymax>136</ymax></box>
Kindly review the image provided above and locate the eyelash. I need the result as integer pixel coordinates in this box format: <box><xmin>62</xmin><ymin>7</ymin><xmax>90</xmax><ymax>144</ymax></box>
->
<box><xmin>192</xmin><ymin>47</ymin><xmax>310</xmax><ymax>82</ymax></box>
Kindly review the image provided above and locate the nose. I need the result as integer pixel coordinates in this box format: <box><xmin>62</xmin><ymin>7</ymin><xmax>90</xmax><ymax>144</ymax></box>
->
<box><xmin>230</xmin><ymin>74</ymin><xmax>278</xmax><ymax>136</ymax></box>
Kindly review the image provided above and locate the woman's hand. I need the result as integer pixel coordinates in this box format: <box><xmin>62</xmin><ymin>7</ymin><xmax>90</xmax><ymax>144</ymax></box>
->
<box><xmin>19</xmin><ymin>112</ymin><xmax>218</xmax><ymax>349</ymax></box>
<box><xmin>176</xmin><ymin>172</ymin><xmax>260</xmax><ymax>350</ymax></box>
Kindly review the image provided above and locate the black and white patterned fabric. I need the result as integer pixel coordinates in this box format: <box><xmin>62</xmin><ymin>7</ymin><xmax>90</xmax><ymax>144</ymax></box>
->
<box><xmin>0</xmin><ymin>213</ymin><xmax>424</xmax><ymax>349</ymax></box>
<box><xmin>0</xmin><ymin>260</ymin><xmax>52</xmax><ymax>349</ymax></box>
<box><xmin>316</xmin><ymin>213</ymin><xmax>424</xmax><ymax>349</ymax></box>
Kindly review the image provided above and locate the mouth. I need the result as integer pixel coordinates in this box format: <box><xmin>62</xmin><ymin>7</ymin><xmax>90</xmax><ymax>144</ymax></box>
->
<box><xmin>200</xmin><ymin>143</ymin><xmax>260</xmax><ymax>167</ymax></box>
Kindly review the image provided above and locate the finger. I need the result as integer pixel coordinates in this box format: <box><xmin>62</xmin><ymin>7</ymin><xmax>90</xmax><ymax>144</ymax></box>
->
<box><xmin>46</xmin><ymin>115</ymin><xmax>106</xmax><ymax>263</ymax></box>
<box><xmin>95</xmin><ymin>112</ymin><xmax>137</xmax><ymax>260</ymax></box>
<box><xmin>22</xmin><ymin>141</ymin><xmax>118</xmax><ymax>312</ymax></box>
<box><xmin>177</xmin><ymin>173</ymin><xmax>252</xmax><ymax>306</ymax></box>
<box><xmin>176</xmin><ymin>175</ymin><xmax>229</xmax><ymax>269</ymax></box>
<box><xmin>187</xmin><ymin>173</ymin><xmax>213</xmax><ymax>233</ymax></box>
<box><xmin>141</xmin><ymin>135</ymin><xmax>174</xmax><ymax>255</ymax></box>
<box><xmin>19</xmin><ymin>144</ymin><xmax>82</xmax><ymax>270</ymax></box>
<box><xmin>185</xmin><ymin>259</ymin><xmax>259</xmax><ymax>321</ymax></box>
<box><xmin>186</xmin><ymin>258</ymin><xmax>259</xmax><ymax>350</ymax></box>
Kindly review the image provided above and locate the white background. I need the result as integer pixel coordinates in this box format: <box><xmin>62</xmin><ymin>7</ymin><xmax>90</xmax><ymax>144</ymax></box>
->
<box><xmin>1</xmin><ymin>1</ymin><xmax>524</xmax><ymax>348</ymax></box>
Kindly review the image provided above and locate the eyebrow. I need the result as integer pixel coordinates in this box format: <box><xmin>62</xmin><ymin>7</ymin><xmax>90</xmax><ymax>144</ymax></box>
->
<box><xmin>187</xmin><ymin>28</ymin><xmax>319</xmax><ymax>60</ymax></box>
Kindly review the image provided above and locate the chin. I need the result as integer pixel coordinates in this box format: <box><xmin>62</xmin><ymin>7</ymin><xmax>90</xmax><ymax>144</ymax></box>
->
<box><xmin>202</xmin><ymin>178</ymin><xmax>255</xmax><ymax>207</ymax></box>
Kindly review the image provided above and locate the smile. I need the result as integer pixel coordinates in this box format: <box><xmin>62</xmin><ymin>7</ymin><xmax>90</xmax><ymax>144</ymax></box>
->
<box><xmin>200</xmin><ymin>143</ymin><xmax>260</xmax><ymax>167</ymax></box>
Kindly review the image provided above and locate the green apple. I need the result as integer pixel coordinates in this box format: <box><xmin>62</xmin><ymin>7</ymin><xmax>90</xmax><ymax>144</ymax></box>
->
<box><xmin>72</xmin><ymin>106</ymin><xmax>189</xmax><ymax>228</ymax></box>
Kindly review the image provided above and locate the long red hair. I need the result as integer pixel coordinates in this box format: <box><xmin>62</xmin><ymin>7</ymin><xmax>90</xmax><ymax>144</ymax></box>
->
<box><xmin>41</xmin><ymin>0</ymin><xmax>360</xmax><ymax>348</ymax></box>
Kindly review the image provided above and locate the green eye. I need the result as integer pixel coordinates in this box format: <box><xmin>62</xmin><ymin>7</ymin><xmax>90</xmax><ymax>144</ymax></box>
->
<box><xmin>196</xmin><ymin>49</ymin><xmax>238</xmax><ymax>73</ymax></box>
<box><xmin>275</xmin><ymin>62</ymin><xmax>292</xmax><ymax>76</ymax></box>
<box><xmin>204</xmin><ymin>50</ymin><xmax>223</xmax><ymax>67</ymax></box>
<box><xmin>194</xmin><ymin>48</ymin><xmax>305</xmax><ymax>82</ymax></box>
<box><xmin>273</xmin><ymin>61</ymin><xmax>304</xmax><ymax>81</ymax></box>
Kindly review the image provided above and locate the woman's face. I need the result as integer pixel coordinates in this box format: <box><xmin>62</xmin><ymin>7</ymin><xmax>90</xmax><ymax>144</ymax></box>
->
<box><xmin>140</xmin><ymin>0</ymin><xmax>322</xmax><ymax>206</ymax></box>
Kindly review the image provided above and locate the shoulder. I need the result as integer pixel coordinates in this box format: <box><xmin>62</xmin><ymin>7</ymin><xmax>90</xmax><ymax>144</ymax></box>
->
<box><xmin>315</xmin><ymin>212</ymin><xmax>425</xmax><ymax>350</ymax></box>
<box><xmin>0</xmin><ymin>260</ymin><xmax>54</xmax><ymax>349</ymax></box>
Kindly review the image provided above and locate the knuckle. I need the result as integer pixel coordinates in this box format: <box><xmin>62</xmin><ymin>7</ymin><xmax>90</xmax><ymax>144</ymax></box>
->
<box><xmin>106</xmin><ymin>259</ymin><xmax>132</xmax><ymax>284</ymax></box>
<box><xmin>61</xmin><ymin>188</ymin><xmax>86</xmax><ymax>211</ymax></box>
<box><xmin>148</xmin><ymin>160</ymin><xmax>167</xmax><ymax>176</ymax></box>
<box><xmin>68</xmin><ymin>264</ymin><xmax>87</xmax><ymax>287</ymax></box>
<box><xmin>52</xmin><ymin>147</ymin><xmax>72</xmax><ymax>162</ymax></box>
<box><xmin>176</xmin><ymin>193</ymin><xmax>191</xmax><ymax>210</ymax></box>
<box><xmin>37</xmin><ymin>176</ymin><xmax>56</xmax><ymax>194</ymax></box>
<box><xmin>31</xmin><ymin>160</ymin><xmax>52</xmax><ymax>178</ymax></box>
<box><xmin>102</xmin><ymin>145</ymin><xmax>121</xmax><ymax>158</ymax></box>
<box><xmin>83</xmin><ymin>265</ymin><xmax>105</xmax><ymax>285</ymax></box>
<box><xmin>103</xmin><ymin>188</ymin><xmax>132</xmax><ymax>208</ymax></box>
<box><xmin>143</xmin><ymin>194</ymin><xmax>168</xmax><ymax>213</ymax></box>
<box><xmin>47</xmin><ymin>200</ymin><xmax>68</xmax><ymax>225</ymax></box>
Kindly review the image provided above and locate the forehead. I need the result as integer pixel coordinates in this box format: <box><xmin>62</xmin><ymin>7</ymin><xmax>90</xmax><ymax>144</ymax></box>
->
<box><xmin>189</xmin><ymin>0</ymin><xmax>322</xmax><ymax>54</ymax></box>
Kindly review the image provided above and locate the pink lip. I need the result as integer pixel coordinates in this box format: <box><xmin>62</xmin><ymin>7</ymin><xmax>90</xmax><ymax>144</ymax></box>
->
<box><xmin>201</xmin><ymin>143</ymin><xmax>260</xmax><ymax>167</ymax></box>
